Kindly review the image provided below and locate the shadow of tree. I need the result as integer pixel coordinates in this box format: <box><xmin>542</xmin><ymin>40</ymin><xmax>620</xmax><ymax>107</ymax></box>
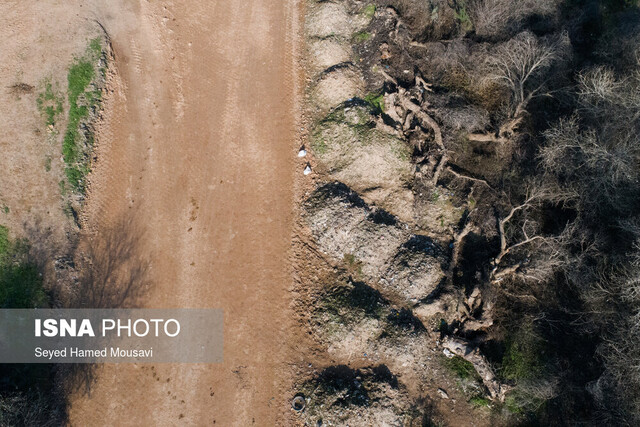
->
<box><xmin>1</xmin><ymin>215</ymin><xmax>152</xmax><ymax>423</ymax></box>
<box><xmin>59</xmin><ymin>216</ymin><xmax>151</xmax><ymax>398</ymax></box>
<box><xmin>69</xmin><ymin>216</ymin><xmax>150</xmax><ymax>309</ymax></box>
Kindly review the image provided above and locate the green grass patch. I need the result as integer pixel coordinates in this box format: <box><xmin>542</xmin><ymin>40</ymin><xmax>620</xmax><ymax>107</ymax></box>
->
<box><xmin>452</xmin><ymin>0</ymin><xmax>473</xmax><ymax>33</ymax></box>
<box><xmin>0</xmin><ymin>226</ymin><xmax>58</xmax><ymax>425</ymax></box>
<box><xmin>320</xmin><ymin>280</ymin><xmax>387</xmax><ymax>326</ymax></box>
<box><xmin>470</xmin><ymin>396</ymin><xmax>491</xmax><ymax>407</ymax></box>
<box><xmin>63</xmin><ymin>60</ymin><xmax>94</xmax><ymax>163</ymax></box>
<box><xmin>500</xmin><ymin>324</ymin><xmax>545</xmax><ymax>381</ymax></box>
<box><xmin>468</xmin><ymin>195</ymin><xmax>477</xmax><ymax>210</ymax></box>
<box><xmin>364</xmin><ymin>92</ymin><xmax>384</xmax><ymax>113</ymax></box>
<box><xmin>319</xmin><ymin>105</ymin><xmax>384</xmax><ymax>151</ymax></box>
<box><xmin>454</xmin><ymin>1</ymin><xmax>471</xmax><ymax>25</ymax></box>
<box><xmin>89</xmin><ymin>37</ymin><xmax>102</xmax><ymax>56</ymax></box>
<box><xmin>363</xmin><ymin>4</ymin><xmax>376</xmax><ymax>19</ymax></box>
<box><xmin>0</xmin><ymin>258</ymin><xmax>47</xmax><ymax>308</ymax></box>
<box><xmin>353</xmin><ymin>31</ymin><xmax>372</xmax><ymax>43</ymax></box>
<box><xmin>502</xmin><ymin>387</ymin><xmax>550</xmax><ymax>416</ymax></box>
<box><xmin>311</xmin><ymin>134</ymin><xmax>328</xmax><ymax>155</ymax></box>
<box><xmin>443</xmin><ymin>355</ymin><xmax>478</xmax><ymax>380</ymax></box>
<box><xmin>455</xmin><ymin>7</ymin><xmax>470</xmax><ymax>24</ymax></box>
<box><xmin>62</xmin><ymin>37</ymin><xmax>104</xmax><ymax>193</ymax></box>
<box><xmin>0</xmin><ymin>225</ymin><xmax>9</xmax><ymax>256</ymax></box>
<box><xmin>36</xmin><ymin>81</ymin><xmax>63</xmax><ymax>127</ymax></box>
<box><xmin>343</xmin><ymin>253</ymin><xmax>363</xmax><ymax>278</ymax></box>
<box><xmin>391</xmin><ymin>141</ymin><xmax>410</xmax><ymax>161</ymax></box>
<box><xmin>0</xmin><ymin>226</ymin><xmax>48</xmax><ymax>308</ymax></box>
<box><xmin>504</xmin><ymin>393</ymin><xmax>524</xmax><ymax>414</ymax></box>
<box><xmin>312</xmin><ymin>103</ymin><xmax>411</xmax><ymax>167</ymax></box>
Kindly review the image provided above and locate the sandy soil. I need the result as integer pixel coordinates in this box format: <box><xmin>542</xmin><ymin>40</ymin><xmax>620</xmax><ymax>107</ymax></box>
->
<box><xmin>0</xmin><ymin>1</ymin><xmax>97</xmax><ymax>264</ymax></box>
<box><xmin>63</xmin><ymin>0</ymin><xmax>302</xmax><ymax>425</ymax></box>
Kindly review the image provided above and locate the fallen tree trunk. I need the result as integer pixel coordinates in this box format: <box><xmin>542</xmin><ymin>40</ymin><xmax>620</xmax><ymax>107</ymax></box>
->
<box><xmin>442</xmin><ymin>336</ymin><xmax>510</xmax><ymax>401</ymax></box>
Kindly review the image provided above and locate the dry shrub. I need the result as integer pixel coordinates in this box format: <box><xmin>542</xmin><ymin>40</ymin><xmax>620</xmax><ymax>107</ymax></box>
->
<box><xmin>469</xmin><ymin>0</ymin><xmax>559</xmax><ymax>41</ymax></box>
<box><xmin>441</xmin><ymin>66</ymin><xmax>509</xmax><ymax>112</ymax></box>
<box><xmin>441</xmin><ymin>66</ymin><xmax>472</xmax><ymax>94</ymax></box>
<box><xmin>0</xmin><ymin>392</ymin><xmax>65</xmax><ymax>427</ymax></box>
<box><xmin>471</xmin><ymin>79</ymin><xmax>511</xmax><ymax>112</ymax></box>
<box><xmin>8</xmin><ymin>83</ymin><xmax>35</xmax><ymax>95</ymax></box>
<box><xmin>390</xmin><ymin>0</ymin><xmax>458</xmax><ymax>41</ymax></box>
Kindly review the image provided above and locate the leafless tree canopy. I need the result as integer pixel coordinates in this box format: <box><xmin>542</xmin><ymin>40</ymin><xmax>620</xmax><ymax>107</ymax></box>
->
<box><xmin>486</xmin><ymin>32</ymin><xmax>557</xmax><ymax>118</ymax></box>
<box><xmin>541</xmin><ymin>61</ymin><xmax>640</xmax><ymax>218</ymax></box>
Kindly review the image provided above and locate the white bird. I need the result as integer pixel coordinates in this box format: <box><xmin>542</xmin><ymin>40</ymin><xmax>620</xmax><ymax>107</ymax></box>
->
<box><xmin>303</xmin><ymin>164</ymin><xmax>312</xmax><ymax>175</ymax></box>
<box><xmin>297</xmin><ymin>146</ymin><xmax>307</xmax><ymax>158</ymax></box>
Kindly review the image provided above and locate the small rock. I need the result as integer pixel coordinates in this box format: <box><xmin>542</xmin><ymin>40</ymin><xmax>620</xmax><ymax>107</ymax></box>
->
<box><xmin>379</xmin><ymin>43</ymin><xmax>391</xmax><ymax>60</ymax></box>
<box><xmin>292</xmin><ymin>395</ymin><xmax>306</xmax><ymax>411</ymax></box>
<box><xmin>437</xmin><ymin>388</ymin><xmax>449</xmax><ymax>399</ymax></box>
<box><xmin>298</xmin><ymin>147</ymin><xmax>307</xmax><ymax>158</ymax></box>
<box><xmin>303</xmin><ymin>164</ymin><xmax>312</xmax><ymax>175</ymax></box>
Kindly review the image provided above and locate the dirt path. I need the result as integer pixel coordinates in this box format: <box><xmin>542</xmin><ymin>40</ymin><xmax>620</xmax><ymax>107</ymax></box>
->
<box><xmin>69</xmin><ymin>0</ymin><xmax>301</xmax><ymax>425</ymax></box>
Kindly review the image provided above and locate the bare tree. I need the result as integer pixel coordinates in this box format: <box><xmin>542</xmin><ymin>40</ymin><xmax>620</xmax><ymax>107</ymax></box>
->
<box><xmin>467</xmin><ymin>32</ymin><xmax>559</xmax><ymax>144</ymax></box>
<box><xmin>582</xmin><ymin>245</ymin><xmax>640</xmax><ymax>423</ymax></box>
<box><xmin>578</xmin><ymin>65</ymin><xmax>640</xmax><ymax>122</ymax></box>
<box><xmin>488</xmin><ymin>32</ymin><xmax>556</xmax><ymax>119</ymax></box>
<box><xmin>490</xmin><ymin>184</ymin><xmax>573</xmax><ymax>284</ymax></box>
<box><xmin>541</xmin><ymin>115</ymin><xmax>639</xmax><ymax>217</ymax></box>
<box><xmin>535</xmin><ymin>56</ymin><xmax>640</xmax><ymax>423</ymax></box>
<box><xmin>577</xmin><ymin>67</ymin><xmax>623</xmax><ymax>108</ymax></box>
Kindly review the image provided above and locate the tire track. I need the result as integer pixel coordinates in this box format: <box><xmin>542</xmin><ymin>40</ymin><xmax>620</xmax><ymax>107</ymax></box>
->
<box><xmin>70</xmin><ymin>0</ymin><xmax>301</xmax><ymax>425</ymax></box>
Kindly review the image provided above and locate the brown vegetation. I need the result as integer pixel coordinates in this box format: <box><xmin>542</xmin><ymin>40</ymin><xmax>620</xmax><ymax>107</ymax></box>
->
<box><xmin>313</xmin><ymin>0</ymin><xmax>640</xmax><ymax>424</ymax></box>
